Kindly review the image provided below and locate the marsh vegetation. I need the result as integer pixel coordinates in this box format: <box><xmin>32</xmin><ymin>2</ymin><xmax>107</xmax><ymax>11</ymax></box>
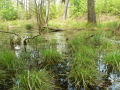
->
<box><xmin>0</xmin><ymin>0</ymin><xmax>120</xmax><ymax>90</ymax></box>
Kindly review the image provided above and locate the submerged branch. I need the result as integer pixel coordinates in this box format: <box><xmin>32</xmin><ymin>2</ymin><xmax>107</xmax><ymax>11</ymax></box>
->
<box><xmin>23</xmin><ymin>35</ymin><xmax>40</xmax><ymax>45</ymax></box>
<box><xmin>24</xmin><ymin>35</ymin><xmax>40</xmax><ymax>41</ymax></box>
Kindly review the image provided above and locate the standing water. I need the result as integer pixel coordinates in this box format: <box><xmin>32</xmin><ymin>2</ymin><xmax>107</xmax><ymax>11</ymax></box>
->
<box><xmin>98</xmin><ymin>53</ymin><xmax>120</xmax><ymax>90</ymax></box>
<box><xmin>1</xmin><ymin>31</ymin><xmax>120</xmax><ymax>90</ymax></box>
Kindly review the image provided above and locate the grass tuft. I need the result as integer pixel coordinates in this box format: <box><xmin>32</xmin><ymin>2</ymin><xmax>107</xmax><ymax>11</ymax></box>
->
<box><xmin>13</xmin><ymin>69</ymin><xmax>54</xmax><ymax>90</ymax></box>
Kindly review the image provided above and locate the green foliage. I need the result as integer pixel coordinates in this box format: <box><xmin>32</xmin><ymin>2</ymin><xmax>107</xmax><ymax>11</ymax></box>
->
<box><xmin>25</xmin><ymin>24</ymin><xmax>33</xmax><ymax>30</ymax></box>
<box><xmin>42</xmin><ymin>49</ymin><xmax>63</xmax><ymax>65</ymax></box>
<box><xmin>0</xmin><ymin>50</ymin><xmax>19</xmax><ymax>70</ymax></box>
<box><xmin>50</xmin><ymin>4</ymin><xmax>64</xmax><ymax>19</ymax></box>
<box><xmin>70</xmin><ymin>0</ymin><xmax>120</xmax><ymax>17</ymax></box>
<box><xmin>0</xmin><ymin>0</ymin><xmax>18</xmax><ymax>20</ymax></box>
<box><xmin>96</xmin><ymin>0</ymin><xmax>120</xmax><ymax>15</ymax></box>
<box><xmin>70</xmin><ymin>0</ymin><xmax>87</xmax><ymax>17</ymax></box>
<box><xmin>104</xmin><ymin>50</ymin><xmax>120</xmax><ymax>71</ymax></box>
<box><xmin>0</xmin><ymin>7</ymin><xmax>18</xmax><ymax>20</ymax></box>
<box><xmin>13</xmin><ymin>70</ymin><xmax>54</xmax><ymax>90</ymax></box>
<box><xmin>68</xmin><ymin>31</ymin><xmax>98</xmax><ymax>88</ymax></box>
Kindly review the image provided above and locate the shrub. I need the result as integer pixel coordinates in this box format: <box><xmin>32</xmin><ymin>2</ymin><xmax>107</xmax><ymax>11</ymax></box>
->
<box><xmin>25</xmin><ymin>24</ymin><xmax>33</xmax><ymax>30</ymax></box>
<box><xmin>0</xmin><ymin>7</ymin><xmax>18</xmax><ymax>20</ymax></box>
<box><xmin>50</xmin><ymin>4</ymin><xmax>64</xmax><ymax>19</ymax></box>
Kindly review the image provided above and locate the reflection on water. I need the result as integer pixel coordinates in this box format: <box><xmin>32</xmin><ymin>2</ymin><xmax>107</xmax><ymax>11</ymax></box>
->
<box><xmin>55</xmin><ymin>32</ymin><xmax>67</xmax><ymax>54</ymax></box>
<box><xmin>98</xmin><ymin>53</ymin><xmax>120</xmax><ymax>90</ymax></box>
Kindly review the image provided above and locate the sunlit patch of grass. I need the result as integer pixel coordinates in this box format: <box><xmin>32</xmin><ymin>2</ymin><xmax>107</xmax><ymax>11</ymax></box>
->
<box><xmin>49</xmin><ymin>18</ymin><xmax>119</xmax><ymax>31</ymax></box>
<box><xmin>104</xmin><ymin>50</ymin><xmax>120</xmax><ymax>71</ymax></box>
<box><xmin>13</xmin><ymin>69</ymin><xmax>54</xmax><ymax>90</ymax></box>
<box><xmin>97</xmin><ymin>21</ymin><xmax>119</xmax><ymax>29</ymax></box>
<box><xmin>48</xmin><ymin>19</ymin><xmax>87</xmax><ymax>29</ymax></box>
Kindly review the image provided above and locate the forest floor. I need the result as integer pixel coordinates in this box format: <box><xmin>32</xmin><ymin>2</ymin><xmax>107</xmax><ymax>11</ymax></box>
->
<box><xmin>0</xmin><ymin>14</ymin><xmax>119</xmax><ymax>35</ymax></box>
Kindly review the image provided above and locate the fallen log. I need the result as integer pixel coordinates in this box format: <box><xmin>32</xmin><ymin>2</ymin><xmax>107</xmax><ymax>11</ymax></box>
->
<box><xmin>43</xmin><ymin>26</ymin><xmax>86</xmax><ymax>32</ymax></box>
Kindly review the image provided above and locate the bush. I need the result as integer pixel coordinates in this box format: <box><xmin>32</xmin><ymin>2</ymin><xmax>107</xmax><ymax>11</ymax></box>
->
<box><xmin>25</xmin><ymin>24</ymin><xmax>33</xmax><ymax>30</ymax></box>
<box><xmin>50</xmin><ymin>4</ymin><xmax>64</xmax><ymax>19</ymax></box>
<box><xmin>0</xmin><ymin>7</ymin><xmax>18</xmax><ymax>20</ymax></box>
<box><xmin>70</xmin><ymin>0</ymin><xmax>87</xmax><ymax>17</ymax></box>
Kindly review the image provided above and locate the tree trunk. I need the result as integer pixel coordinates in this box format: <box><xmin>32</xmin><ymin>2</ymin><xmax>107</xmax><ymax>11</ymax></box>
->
<box><xmin>63</xmin><ymin>0</ymin><xmax>69</xmax><ymax>20</ymax></box>
<box><xmin>34</xmin><ymin>0</ymin><xmax>45</xmax><ymax>34</ymax></box>
<box><xmin>46</xmin><ymin>0</ymin><xmax>50</xmax><ymax>26</ymax></box>
<box><xmin>16</xmin><ymin>0</ymin><xmax>20</xmax><ymax>19</ymax></box>
<box><xmin>87</xmin><ymin>0</ymin><xmax>96</xmax><ymax>24</ymax></box>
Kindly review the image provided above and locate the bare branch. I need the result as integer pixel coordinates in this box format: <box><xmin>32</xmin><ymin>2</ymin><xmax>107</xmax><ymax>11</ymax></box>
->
<box><xmin>0</xmin><ymin>30</ymin><xmax>20</xmax><ymax>37</ymax></box>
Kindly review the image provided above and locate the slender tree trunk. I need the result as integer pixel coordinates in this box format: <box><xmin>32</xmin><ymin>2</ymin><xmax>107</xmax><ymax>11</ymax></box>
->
<box><xmin>46</xmin><ymin>0</ymin><xmax>50</xmax><ymax>26</ymax></box>
<box><xmin>34</xmin><ymin>0</ymin><xmax>45</xmax><ymax>34</ymax></box>
<box><xmin>28</xmin><ymin>0</ymin><xmax>31</xmax><ymax>17</ymax></box>
<box><xmin>16</xmin><ymin>0</ymin><xmax>19</xmax><ymax>18</ymax></box>
<box><xmin>63</xmin><ymin>0</ymin><xmax>69</xmax><ymax>20</ymax></box>
<box><xmin>87</xmin><ymin>0</ymin><xmax>96</xmax><ymax>24</ymax></box>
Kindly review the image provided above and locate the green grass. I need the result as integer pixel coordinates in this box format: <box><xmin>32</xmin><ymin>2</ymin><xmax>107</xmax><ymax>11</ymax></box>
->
<box><xmin>13</xmin><ymin>69</ymin><xmax>54</xmax><ymax>90</ymax></box>
<box><xmin>0</xmin><ymin>50</ymin><xmax>19</xmax><ymax>70</ymax></box>
<box><xmin>48</xmin><ymin>19</ymin><xmax>87</xmax><ymax>29</ymax></box>
<box><xmin>68</xmin><ymin>30</ymin><xmax>117</xmax><ymax>88</ymax></box>
<box><xmin>68</xmin><ymin>31</ymin><xmax>99</xmax><ymax>88</ymax></box>
<box><xmin>49</xmin><ymin>18</ymin><xmax>119</xmax><ymax>31</ymax></box>
<box><xmin>104</xmin><ymin>50</ymin><xmax>120</xmax><ymax>71</ymax></box>
<box><xmin>42</xmin><ymin>49</ymin><xmax>63</xmax><ymax>65</ymax></box>
<box><xmin>97</xmin><ymin>21</ymin><xmax>119</xmax><ymax>29</ymax></box>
